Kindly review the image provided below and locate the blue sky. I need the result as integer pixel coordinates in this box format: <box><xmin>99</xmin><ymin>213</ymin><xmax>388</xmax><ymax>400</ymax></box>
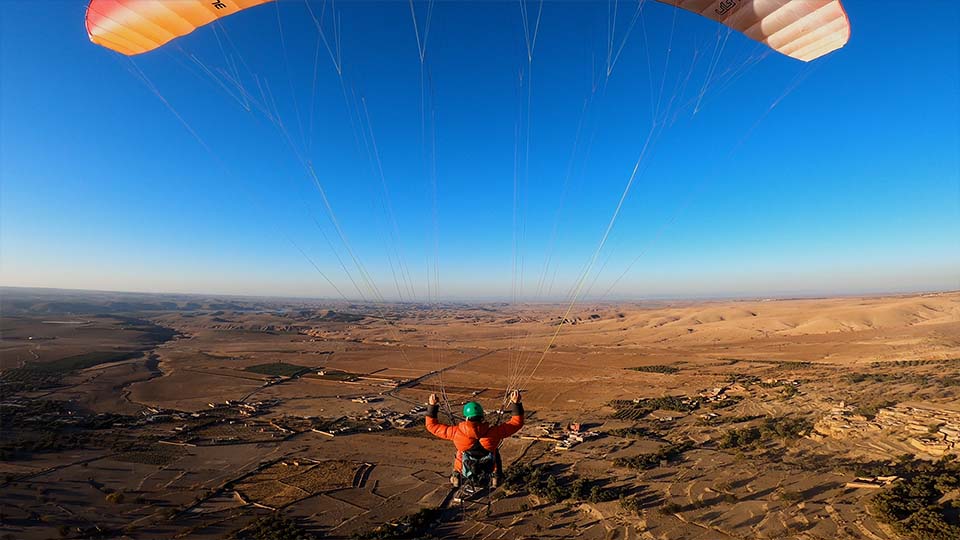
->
<box><xmin>1</xmin><ymin>1</ymin><xmax>958</xmax><ymax>301</ymax></box>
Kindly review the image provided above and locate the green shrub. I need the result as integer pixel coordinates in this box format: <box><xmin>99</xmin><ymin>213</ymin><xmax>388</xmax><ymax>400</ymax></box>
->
<box><xmin>614</xmin><ymin>441</ymin><xmax>694</xmax><ymax>470</ymax></box>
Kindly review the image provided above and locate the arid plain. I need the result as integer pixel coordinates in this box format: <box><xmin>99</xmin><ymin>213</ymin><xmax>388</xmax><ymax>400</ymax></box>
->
<box><xmin>1</xmin><ymin>288</ymin><xmax>958</xmax><ymax>539</ymax></box>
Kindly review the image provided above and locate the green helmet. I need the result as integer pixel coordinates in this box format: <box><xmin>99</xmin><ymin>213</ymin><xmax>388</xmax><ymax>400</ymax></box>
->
<box><xmin>463</xmin><ymin>401</ymin><xmax>484</xmax><ymax>420</ymax></box>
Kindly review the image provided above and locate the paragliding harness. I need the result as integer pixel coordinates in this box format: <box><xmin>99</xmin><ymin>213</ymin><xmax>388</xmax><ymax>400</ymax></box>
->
<box><xmin>454</xmin><ymin>441</ymin><xmax>496</xmax><ymax>514</ymax></box>
<box><xmin>461</xmin><ymin>443</ymin><xmax>496</xmax><ymax>486</ymax></box>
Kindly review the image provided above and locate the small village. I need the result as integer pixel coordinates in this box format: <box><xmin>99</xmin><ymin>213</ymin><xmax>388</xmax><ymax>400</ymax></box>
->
<box><xmin>812</xmin><ymin>401</ymin><xmax>960</xmax><ymax>457</ymax></box>
<box><xmin>521</xmin><ymin>421</ymin><xmax>600</xmax><ymax>451</ymax></box>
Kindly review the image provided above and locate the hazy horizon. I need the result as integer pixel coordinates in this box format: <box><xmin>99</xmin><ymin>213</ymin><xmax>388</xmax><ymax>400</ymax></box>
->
<box><xmin>2</xmin><ymin>283</ymin><xmax>957</xmax><ymax>307</ymax></box>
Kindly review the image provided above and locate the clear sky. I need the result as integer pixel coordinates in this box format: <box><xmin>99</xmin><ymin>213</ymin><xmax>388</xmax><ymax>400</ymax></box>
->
<box><xmin>1</xmin><ymin>1</ymin><xmax>958</xmax><ymax>301</ymax></box>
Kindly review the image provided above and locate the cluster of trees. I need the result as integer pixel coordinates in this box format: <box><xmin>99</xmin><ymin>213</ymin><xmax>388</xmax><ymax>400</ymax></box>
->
<box><xmin>619</xmin><ymin>494</ymin><xmax>647</xmax><ymax>515</ymax></box>
<box><xmin>720</xmin><ymin>359</ymin><xmax>814</xmax><ymax>369</ymax></box>
<box><xmin>33</xmin><ymin>351</ymin><xmax>144</xmax><ymax>374</ymax></box>
<box><xmin>625</xmin><ymin>365</ymin><xmax>679</xmax><ymax>374</ymax></box>
<box><xmin>1</xmin><ymin>349</ymin><xmax>157</xmax><ymax>395</ymax></box>
<box><xmin>848</xmin><ymin>371</ymin><xmax>960</xmax><ymax>388</ymax></box>
<box><xmin>725</xmin><ymin>374</ymin><xmax>761</xmax><ymax>385</ymax></box>
<box><xmin>609</xmin><ymin>426</ymin><xmax>657</xmax><ymax>439</ymax></box>
<box><xmin>228</xmin><ymin>512</ymin><xmax>320</xmax><ymax>540</ymax></box>
<box><xmin>718</xmin><ymin>417</ymin><xmax>811</xmax><ymax>450</ymax></box>
<box><xmin>52</xmin><ymin>524</ymin><xmax>119</xmax><ymax>539</ymax></box>
<box><xmin>849</xmin><ymin>373</ymin><xmax>917</xmax><ymax>384</ymax></box>
<box><xmin>699</xmin><ymin>414</ymin><xmax>763</xmax><ymax>427</ymax></box>
<box><xmin>708</xmin><ymin>396</ymin><xmax>743</xmax><ymax>410</ymax></box>
<box><xmin>0</xmin><ymin>367</ymin><xmax>62</xmax><ymax>393</ymax></box>
<box><xmin>0</xmin><ymin>399</ymin><xmax>134</xmax><ymax>460</ymax></box>
<box><xmin>852</xmin><ymin>400</ymin><xmax>898</xmax><ymax>420</ymax></box>
<box><xmin>613</xmin><ymin>441</ymin><xmax>695</xmax><ymax>471</ymax></box>
<box><xmin>1</xmin><ymin>399</ymin><xmax>72</xmax><ymax>424</ymax></box>
<box><xmin>753</xmin><ymin>379</ymin><xmax>800</xmax><ymax>398</ymax></box>
<box><xmin>503</xmin><ymin>463</ymin><xmax>626</xmax><ymax>504</ymax></box>
<box><xmin>1</xmin><ymin>428</ymin><xmax>90</xmax><ymax>461</ymax></box>
<box><xmin>609</xmin><ymin>396</ymin><xmax>700</xmax><ymax>420</ymax></box>
<box><xmin>872</xmin><ymin>358</ymin><xmax>960</xmax><ymax>368</ymax></box>
<box><xmin>317</xmin><ymin>310</ymin><xmax>366</xmax><ymax>323</ymax></box>
<box><xmin>772</xmin><ymin>361</ymin><xmax>815</xmax><ymax>369</ymax></box>
<box><xmin>869</xmin><ymin>455</ymin><xmax>960</xmax><ymax>540</ymax></box>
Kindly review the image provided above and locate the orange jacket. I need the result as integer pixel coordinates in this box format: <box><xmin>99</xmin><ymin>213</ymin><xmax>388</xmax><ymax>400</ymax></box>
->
<box><xmin>425</xmin><ymin>402</ymin><xmax>524</xmax><ymax>471</ymax></box>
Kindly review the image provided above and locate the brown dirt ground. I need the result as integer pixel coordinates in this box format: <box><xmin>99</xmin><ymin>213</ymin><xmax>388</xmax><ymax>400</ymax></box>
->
<box><xmin>1</xmin><ymin>291</ymin><xmax>958</xmax><ymax>539</ymax></box>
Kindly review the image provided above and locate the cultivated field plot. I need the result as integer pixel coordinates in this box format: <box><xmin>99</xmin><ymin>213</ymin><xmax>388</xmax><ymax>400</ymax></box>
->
<box><xmin>233</xmin><ymin>460</ymin><xmax>362</xmax><ymax>509</ymax></box>
<box><xmin>184</xmin><ymin>420</ymin><xmax>287</xmax><ymax>445</ymax></box>
<box><xmin>114</xmin><ymin>444</ymin><xmax>186</xmax><ymax>466</ymax></box>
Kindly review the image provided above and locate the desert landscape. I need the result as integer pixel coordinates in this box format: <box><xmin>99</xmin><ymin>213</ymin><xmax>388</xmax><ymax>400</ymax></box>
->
<box><xmin>1</xmin><ymin>287</ymin><xmax>958</xmax><ymax>539</ymax></box>
<box><xmin>3</xmin><ymin>0</ymin><xmax>957</xmax><ymax>538</ymax></box>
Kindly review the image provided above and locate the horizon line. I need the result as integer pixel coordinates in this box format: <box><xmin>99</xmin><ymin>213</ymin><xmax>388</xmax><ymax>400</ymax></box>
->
<box><xmin>1</xmin><ymin>283</ymin><xmax>957</xmax><ymax>307</ymax></box>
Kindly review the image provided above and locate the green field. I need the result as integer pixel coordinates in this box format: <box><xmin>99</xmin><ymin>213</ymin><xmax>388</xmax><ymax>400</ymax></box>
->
<box><xmin>32</xmin><ymin>351</ymin><xmax>144</xmax><ymax>373</ymax></box>
<box><xmin>244</xmin><ymin>363</ymin><xmax>311</xmax><ymax>377</ymax></box>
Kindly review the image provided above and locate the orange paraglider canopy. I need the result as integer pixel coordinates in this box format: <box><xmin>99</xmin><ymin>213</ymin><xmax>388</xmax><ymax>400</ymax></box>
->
<box><xmin>85</xmin><ymin>0</ymin><xmax>273</xmax><ymax>56</ymax></box>
<box><xmin>657</xmin><ymin>0</ymin><xmax>850</xmax><ymax>61</ymax></box>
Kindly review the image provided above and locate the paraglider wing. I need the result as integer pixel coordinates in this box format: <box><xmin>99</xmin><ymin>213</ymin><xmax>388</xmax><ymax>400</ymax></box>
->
<box><xmin>85</xmin><ymin>0</ymin><xmax>273</xmax><ymax>56</ymax></box>
<box><xmin>657</xmin><ymin>0</ymin><xmax>850</xmax><ymax>62</ymax></box>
